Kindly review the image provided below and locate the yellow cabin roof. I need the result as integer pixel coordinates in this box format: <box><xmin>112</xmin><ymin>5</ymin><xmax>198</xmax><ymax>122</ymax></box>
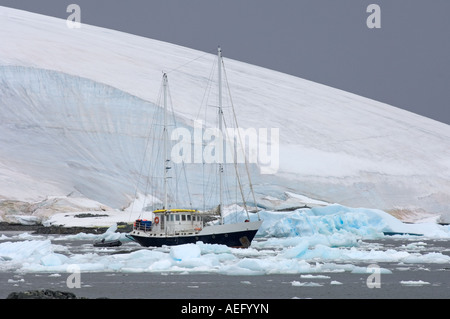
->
<box><xmin>153</xmin><ymin>209</ymin><xmax>197</xmax><ymax>213</ymax></box>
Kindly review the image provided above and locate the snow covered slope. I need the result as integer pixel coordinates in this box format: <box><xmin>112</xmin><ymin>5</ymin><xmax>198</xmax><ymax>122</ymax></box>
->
<box><xmin>0</xmin><ymin>7</ymin><xmax>449</xmax><ymax>222</ymax></box>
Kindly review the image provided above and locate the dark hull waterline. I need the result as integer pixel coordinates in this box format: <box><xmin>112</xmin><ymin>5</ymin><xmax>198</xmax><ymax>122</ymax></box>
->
<box><xmin>128</xmin><ymin>228</ymin><xmax>259</xmax><ymax>248</ymax></box>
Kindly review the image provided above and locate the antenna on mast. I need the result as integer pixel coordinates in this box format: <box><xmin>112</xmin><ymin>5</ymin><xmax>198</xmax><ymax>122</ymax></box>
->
<box><xmin>217</xmin><ymin>46</ymin><xmax>224</xmax><ymax>225</ymax></box>
<box><xmin>163</xmin><ymin>73</ymin><xmax>169</xmax><ymax>210</ymax></box>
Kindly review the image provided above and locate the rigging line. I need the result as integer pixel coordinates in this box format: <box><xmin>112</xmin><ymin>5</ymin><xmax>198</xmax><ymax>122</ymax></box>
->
<box><xmin>165</xmin><ymin>50</ymin><xmax>214</xmax><ymax>76</ymax></box>
<box><xmin>167</xmin><ymin>74</ymin><xmax>192</xmax><ymax>208</ymax></box>
<box><xmin>166</xmin><ymin>81</ymin><xmax>178</xmax><ymax>207</ymax></box>
<box><xmin>150</xmin><ymin>122</ymin><xmax>166</xmax><ymax>208</ymax></box>
<box><xmin>167</xmin><ymin>75</ymin><xmax>194</xmax><ymax>209</ymax></box>
<box><xmin>222</xmin><ymin>111</ymin><xmax>249</xmax><ymax>218</ymax></box>
<box><xmin>195</xmin><ymin>57</ymin><xmax>217</xmax><ymax>122</ymax></box>
<box><xmin>202</xmin><ymin>160</ymin><xmax>205</xmax><ymax>212</ymax></box>
<box><xmin>128</xmin><ymin>76</ymin><xmax>165</xmax><ymax>221</ymax></box>
<box><xmin>200</xmin><ymin>64</ymin><xmax>217</xmax><ymax>212</ymax></box>
<box><xmin>193</xmin><ymin>57</ymin><xmax>217</xmax><ymax>212</ymax></box>
<box><xmin>147</xmin><ymin>81</ymin><xmax>166</xmax><ymax>210</ymax></box>
<box><xmin>222</xmin><ymin>58</ymin><xmax>259</xmax><ymax>218</ymax></box>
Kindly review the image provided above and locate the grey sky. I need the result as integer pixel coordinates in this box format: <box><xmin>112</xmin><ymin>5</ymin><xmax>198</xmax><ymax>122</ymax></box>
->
<box><xmin>1</xmin><ymin>0</ymin><xmax>449</xmax><ymax>125</ymax></box>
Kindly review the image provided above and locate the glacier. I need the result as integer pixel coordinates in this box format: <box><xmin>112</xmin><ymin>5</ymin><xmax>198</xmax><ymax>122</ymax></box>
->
<box><xmin>0</xmin><ymin>65</ymin><xmax>160</xmax><ymax>208</ymax></box>
<box><xmin>0</xmin><ymin>5</ymin><xmax>450</xmax><ymax>227</ymax></box>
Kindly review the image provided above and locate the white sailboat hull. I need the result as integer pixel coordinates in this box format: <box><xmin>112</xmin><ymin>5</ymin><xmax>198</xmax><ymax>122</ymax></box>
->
<box><xmin>198</xmin><ymin>220</ymin><xmax>262</xmax><ymax>236</ymax></box>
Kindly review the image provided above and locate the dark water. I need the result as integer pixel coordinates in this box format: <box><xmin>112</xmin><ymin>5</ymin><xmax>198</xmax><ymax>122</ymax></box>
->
<box><xmin>1</xmin><ymin>268</ymin><xmax>449</xmax><ymax>299</ymax></box>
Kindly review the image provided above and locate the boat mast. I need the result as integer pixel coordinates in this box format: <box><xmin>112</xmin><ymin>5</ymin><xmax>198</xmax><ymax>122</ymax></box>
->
<box><xmin>163</xmin><ymin>73</ymin><xmax>169</xmax><ymax>211</ymax></box>
<box><xmin>218</xmin><ymin>47</ymin><xmax>224</xmax><ymax>225</ymax></box>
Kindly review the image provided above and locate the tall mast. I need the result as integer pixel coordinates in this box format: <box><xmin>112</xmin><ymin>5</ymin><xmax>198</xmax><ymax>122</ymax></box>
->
<box><xmin>218</xmin><ymin>47</ymin><xmax>224</xmax><ymax>225</ymax></box>
<box><xmin>163</xmin><ymin>73</ymin><xmax>169</xmax><ymax>210</ymax></box>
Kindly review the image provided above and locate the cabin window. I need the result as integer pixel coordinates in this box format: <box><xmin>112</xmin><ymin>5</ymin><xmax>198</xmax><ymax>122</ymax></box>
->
<box><xmin>170</xmin><ymin>215</ymin><xmax>174</xmax><ymax>222</ymax></box>
<box><xmin>187</xmin><ymin>215</ymin><xmax>191</xmax><ymax>221</ymax></box>
<box><xmin>175</xmin><ymin>214</ymin><xmax>180</xmax><ymax>221</ymax></box>
<box><xmin>181</xmin><ymin>215</ymin><xmax>186</xmax><ymax>221</ymax></box>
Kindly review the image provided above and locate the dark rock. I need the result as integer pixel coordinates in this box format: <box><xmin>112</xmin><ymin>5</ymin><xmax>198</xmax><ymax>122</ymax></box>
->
<box><xmin>74</xmin><ymin>213</ymin><xmax>109</xmax><ymax>218</ymax></box>
<box><xmin>1</xmin><ymin>221</ymin><xmax>132</xmax><ymax>234</ymax></box>
<box><xmin>34</xmin><ymin>225</ymin><xmax>108</xmax><ymax>235</ymax></box>
<box><xmin>0</xmin><ymin>222</ymin><xmax>40</xmax><ymax>232</ymax></box>
<box><xmin>6</xmin><ymin>289</ymin><xmax>79</xmax><ymax>299</ymax></box>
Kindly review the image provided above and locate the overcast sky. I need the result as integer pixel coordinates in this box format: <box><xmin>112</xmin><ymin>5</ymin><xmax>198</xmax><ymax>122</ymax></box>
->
<box><xmin>1</xmin><ymin>0</ymin><xmax>449</xmax><ymax>125</ymax></box>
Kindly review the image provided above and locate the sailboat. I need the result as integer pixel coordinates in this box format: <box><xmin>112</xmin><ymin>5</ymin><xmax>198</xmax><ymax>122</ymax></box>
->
<box><xmin>127</xmin><ymin>47</ymin><xmax>263</xmax><ymax>248</ymax></box>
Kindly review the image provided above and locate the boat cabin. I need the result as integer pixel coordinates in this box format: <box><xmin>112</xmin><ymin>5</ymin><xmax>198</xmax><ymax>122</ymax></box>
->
<box><xmin>133</xmin><ymin>209</ymin><xmax>203</xmax><ymax>236</ymax></box>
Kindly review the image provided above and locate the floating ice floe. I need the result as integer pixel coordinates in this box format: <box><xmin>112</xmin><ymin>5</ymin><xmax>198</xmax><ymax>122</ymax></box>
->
<box><xmin>0</xmin><ymin>204</ymin><xmax>449</xmax><ymax>275</ymax></box>
<box><xmin>400</xmin><ymin>280</ymin><xmax>431</xmax><ymax>286</ymax></box>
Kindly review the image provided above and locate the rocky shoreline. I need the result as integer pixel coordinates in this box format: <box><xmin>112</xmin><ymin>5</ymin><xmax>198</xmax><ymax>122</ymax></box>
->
<box><xmin>0</xmin><ymin>222</ymin><xmax>132</xmax><ymax>234</ymax></box>
<box><xmin>6</xmin><ymin>289</ymin><xmax>107</xmax><ymax>299</ymax></box>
